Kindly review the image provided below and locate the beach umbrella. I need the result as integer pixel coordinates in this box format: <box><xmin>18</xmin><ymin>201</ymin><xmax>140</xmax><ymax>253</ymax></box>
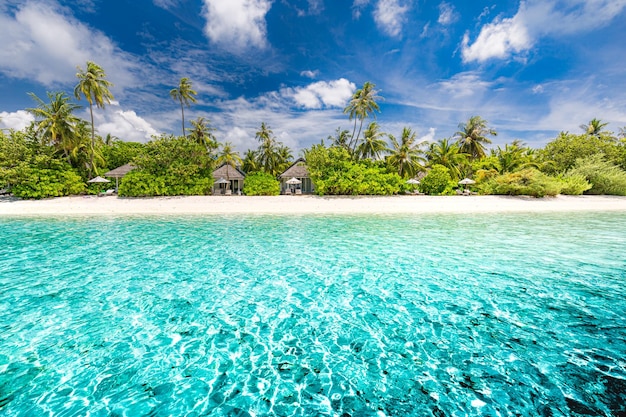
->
<box><xmin>215</xmin><ymin>177</ymin><xmax>229</xmax><ymax>194</ymax></box>
<box><xmin>458</xmin><ymin>178</ymin><xmax>476</xmax><ymax>185</ymax></box>
<box><xmin>88</xmin><ymin>176</ymin><xmax>110</xmax><ymax>183</ymax></box>
<box><xmin>286</xmin><ymin>177</ymin><xmax>301</xmax><ymax>193</ymax></box>
<box><xmin>459</xmin><ymin>177</ymin><xmax>476</xmax><ymax>192</ymax></box>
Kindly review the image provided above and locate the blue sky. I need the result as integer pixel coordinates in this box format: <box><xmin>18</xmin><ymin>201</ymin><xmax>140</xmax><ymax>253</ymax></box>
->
<box><xmin>1</xmin><ymin>0</ymin><xmax>625</xmax><ymax>154</ymax></box>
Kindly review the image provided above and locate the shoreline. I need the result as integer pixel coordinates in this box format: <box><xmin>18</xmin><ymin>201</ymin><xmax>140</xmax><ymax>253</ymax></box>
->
<box><xmin>1</xmin><ymin>195</ymin><xmax>626</xmax><ymax>216</ymax></box>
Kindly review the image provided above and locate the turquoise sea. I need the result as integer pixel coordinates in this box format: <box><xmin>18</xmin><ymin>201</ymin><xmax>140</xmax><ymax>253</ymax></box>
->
<box><xmin>1</xmin><ymin>213</ymin><xmax>625</xmax><ymax>416</ymax></box>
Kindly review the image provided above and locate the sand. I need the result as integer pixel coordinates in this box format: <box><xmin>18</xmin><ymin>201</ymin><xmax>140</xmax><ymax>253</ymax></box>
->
<box><xmin>1</xmin><ymin>194</ymin><xmax>626</xmax><ymax>216</ymax></box>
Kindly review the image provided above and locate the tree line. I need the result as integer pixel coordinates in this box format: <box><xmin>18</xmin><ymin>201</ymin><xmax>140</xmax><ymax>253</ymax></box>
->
<box><xmin>1</xmin><ymin>62</ymin><xmax>625</xmax><ymax>198</ymax></box>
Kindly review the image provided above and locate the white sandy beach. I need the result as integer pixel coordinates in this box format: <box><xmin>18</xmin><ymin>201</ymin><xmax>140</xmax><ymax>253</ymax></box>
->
<box><xmin>1</xmin><ymin>194</ymin><xmax>626</xmax><ymax>216</ymax></box>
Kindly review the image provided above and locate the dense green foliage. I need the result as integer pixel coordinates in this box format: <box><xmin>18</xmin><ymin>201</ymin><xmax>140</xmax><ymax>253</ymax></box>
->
<box><xmin>483</xmin><ymin>169</ymin><xmax>563</xmax><ymax>197</ymax></box>
<box><xmin>419</xmin><ymin>164</ymin><xmax>453</xmax><ymax>195</ymax></box>
<box><xmin>539</xmin><ymin>132</ymin><xmax>623</xmax><ymax>173</ymax></box>
<box><xmin>118</xmin><ymin>135</ymin><xmax>214</xmax><ymax>197</ymax></box>
<box><xmin>0</xmin><ymin>130</ymin><xmax>85</xmax><ymax>198</ymax></box>
<box><xmin>566</xmin><ymin>155</ymin><xmax>626</xmax><ymax>195</ymax></box>
<box><xmin>101</xmin><ymin>141</ymin><xmax>145</xmax><ymax>171</ymax></box>
<box><xmin>243</xmin><ymin>172</ymin><xmax>280</xmax><ymax>196</ymax></box>
<box><xmin>558</xmin><ymin>174</ymin><xmax>592</xmax><ymax>195</ymax></box>
<box><xmin>305</xmin><ymin>145</ymin><xmax>403</xmax><ymax>195</ymax></box>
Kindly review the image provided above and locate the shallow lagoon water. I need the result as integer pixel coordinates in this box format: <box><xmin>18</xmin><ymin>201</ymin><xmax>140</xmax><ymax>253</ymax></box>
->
<box><xmin>1</xmin><ymin>213</ymin><xmax>625</xmax><ymax>416</ymax></box>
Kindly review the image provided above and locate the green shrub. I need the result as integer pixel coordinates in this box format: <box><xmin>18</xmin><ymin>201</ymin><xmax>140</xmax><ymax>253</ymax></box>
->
<box><xmin>559</xmin><ymin>174</ymin><xmax>592</xmax><ymax>195</ymax></box>
<box><xmin>305</xmin><ymin>145</ymin><xmax>403</xmax><ymax>195</ymax></box>
<box><xmin>12</xmin><ymin>167</ymin><xmax>85</xmax><ymax>199</ymax></box>
<box><xmin>243</xmin><ymin>172</ymin><xmax>280</xmax><ymax>196</ymax></box>
<box><xmin>420</xmin><ymin>165</ymin><xmax>452</xmax><ymax>195</ymax></box>
<box><xmin>486</xmin><ymin>169</ymin><xmax>561</xmax><ymax>197</ymax></box>
<box><xmin>566</xmin><ymin>155</ymin><xmax>626</xmax><ymax>195</ymax></box>
<box><xmin>118</xmin><ymin>170</ymin><xmax>213</xmax><ymax>197</ymax></box>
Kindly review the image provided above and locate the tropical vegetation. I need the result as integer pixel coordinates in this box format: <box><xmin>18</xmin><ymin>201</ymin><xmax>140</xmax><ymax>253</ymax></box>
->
<box><xmin>1</xmin><ymin>65</ymin><xmax>625</xmax><ymax>198</ymax></box>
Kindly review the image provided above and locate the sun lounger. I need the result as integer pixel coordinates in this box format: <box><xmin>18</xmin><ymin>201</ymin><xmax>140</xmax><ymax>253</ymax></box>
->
<box><xmin>225</xmin><ymin>189</ymin><xmax>232</xmax><ymax>196</ymax></box>
<box><xmin>295</xmin><ymin>189</ymin><xmax>302</xmax><ymax>195</ymax></box>
<box><xmin>98</xmin><ymin>189</ymin><xmax>116</xmax><ymax>197</ymax></box>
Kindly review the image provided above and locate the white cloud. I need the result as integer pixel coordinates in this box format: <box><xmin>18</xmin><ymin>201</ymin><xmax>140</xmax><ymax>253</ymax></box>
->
<box><xmin>94</xmin><ymin>105</ymin><xmax>159</xmax><ymax>143</ymax></box>
<box><xmin>0</xmin><ymin>110</ymin><xmax>34</xmax><ymax>131</ymax></box>
<box><xmin>284</xmin><ymin>78</ymin><xmax>356</xmax><ymax>109</ymax></box>
<box><xmin>352</xmin><ymin>0</ymin><xmax>370</xmax><ymax>19</ymax></box>
<box><xmin>373</xmin><ymin>0</ymin><xmax>409</xmax><ymax>37</ymax></box>
<box><xmin>462</xmin><ymin>0</ymin><xmax>626</xmax><ymax>63</ymax></box>
<box><xmin>0</xmin><ymin>2</ymin><xmax>138</xmax><ymax>88</ymax></box>
<box><xmin>202</xmin><ymin>0</ymin><xmax>272</xmax><ymax>52</ymax></box>
<box><xmin>437</xmin><ymin>72</ymin><xmax>493</xmax><ymax>98</ymax></box>
<box><xmin>437</xmin><ymin>2</ymin><xmax>457</xmax><ymax>25</ymax></box>
<box><xmin>419</xmin><ymin>127</ymin><xmax>437</xmax><ymax>143</ymax></box>
<box><xmin>300</xmin><ymin>70</ymin><xmax>319</xmax><ymax>79</ymax></box>
<box><xmin>461</xmin><ymin>14</ymin><xmax>530</xmax><ymax>63</ymax></box>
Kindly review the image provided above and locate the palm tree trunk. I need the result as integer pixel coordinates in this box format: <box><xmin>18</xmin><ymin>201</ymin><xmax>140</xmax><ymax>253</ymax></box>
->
<box><xmin>353</xmin><ymin>118</ymin><xmax>365</xmax><ymax>154</ymax></box>
<box><xmin>180</xmin><ymin>98</ymin><xmax>185</xmax><ymax>138</ymax></box>
<box><xmin>89</xmin><ymin>103</ymin><xmax>95</xmax><ymax>176</ymax></box>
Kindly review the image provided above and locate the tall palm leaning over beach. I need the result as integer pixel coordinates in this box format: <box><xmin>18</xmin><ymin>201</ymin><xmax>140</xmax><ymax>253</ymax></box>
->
<box><xmin>170</xmin><ymin>77</ymin><xmax>197</xmax><ymax>138</ymax></box>
<box><xmin>387</xmin><ymin>127</ymin><xmax>425</xmax><ymax>179</ymax></box>
<box><xmin>454</xmin><ymin>115</ymin><xmax>497</xmax><ymax>160</ymax></box>
<box><xmin>74</xmin><ymin>61</ymin><xmax>114</xmax><ymax>175</ymax></box>
<box><xmin>343</xmin><ymin>81</ymin><xmax>381</xmax><ymax>153</ymax></box>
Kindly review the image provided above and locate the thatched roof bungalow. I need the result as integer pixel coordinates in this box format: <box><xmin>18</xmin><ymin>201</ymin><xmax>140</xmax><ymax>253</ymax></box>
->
<box><xmin>212</xmin><ymin>163</ymin><xmax>246</xmax><ymax>195</ymax></box>
<box><xmin>278</xmin><ymin>158</ymin><xmax>314</xmax><ymax>194</ymax></box>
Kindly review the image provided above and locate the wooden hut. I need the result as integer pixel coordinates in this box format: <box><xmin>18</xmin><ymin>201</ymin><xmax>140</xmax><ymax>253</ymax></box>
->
<box><xmin>212</xmin><ymin>163</ymin><xmax>246</xmax><ymax>195</ymax></box>
<box><xmin>278</xmin><ymin>158</ymin><xmax>314</xmax><ymax>194</ymax></box>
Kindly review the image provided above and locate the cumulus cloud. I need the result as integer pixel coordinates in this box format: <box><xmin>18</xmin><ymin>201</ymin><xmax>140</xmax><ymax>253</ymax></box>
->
<box><xmin>94</xmin><ymin>105</ymin><xmax>159</xmax><ymax>142</ymax></box>
<box><xmin>437</xmin><ymin>2</ymin><xmax>457</xmax><ymax>25</ymax></box>
<box><xmin>462</xmin><ymin>0</ymin><xmax>626</xmax><ymax>63</ymax></box>
<box><xmin>202</xmin><ymin>0</ymin><xmax>272</xmax><ymax>52</ymax></box>
<box><xmin>284</xmin><ymin>78</ymin><xmax>356</xmax><ymax>109</ymax></box>
<box><xmin>373</xmin><ymin>0</ymin><xmax>409</xmax><ymax>37</ymax></box>
<box><xmin>0</xmin><ymin>2</ymin><xmax>138</xmax><ymax>88</ymax></box>
<box><xmin>0</xmin><ymin>110</ymin><xmax>34</xmax><ymax>131</ymax></box>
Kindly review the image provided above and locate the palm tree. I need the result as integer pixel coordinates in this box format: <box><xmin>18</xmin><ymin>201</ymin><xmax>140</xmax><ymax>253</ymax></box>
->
<box><xmin>187</xmin><ymin>117</ymin><xmax>218</xmax><ymax>153</ymax></box>
<box><xmin>27</xmin><ymin>92</ymin><xmax>81</xmax><ymax>151</ymax></box>
<box><xmin>343</xmin><ymin>81</ymin><xmax>382</xmax><ymax>152</ymax></box>
<box><xmin>454</xmin><ymin>115</ymin><xmax>497</xmax><ymax>160</ymax></box>
<box><xmin>426</xmin><ymin>138</ymin><xmax>468</xmax><ymax>179</ymax></box>
<box><xmin>216</xmin><ymin>142</ymin><xmax>243</xmax><ymax>168</ymax></box>
<box><xmin>170</xmin><ymin>77</ymin><xmax>197</xmax><ymax>137</ymax></box>
<box><xmin>328</xmin><ymin>127</ymin><xmax>351</xmax><ymax>152</ymax></box>
<box><xmin>387</xmin><ymin>127</ymin><xmax>426</xmax><ymax>178</ymax></box>
<box><xmin>242</xmin><ymin>149</ymin><xmax>258</xmax><ymax>173</ymax></box>
<box><xmin>580</xmin><ymin>118</ymin><xmax>609</xmax><ymax>137</ymax></box>
<box><xmin>74</xmin><ymin>61</ymin><xmax>114</xmax><ymax>175</ymax></box>
<box><xmin>255</xmin><ymin>122</ymin><xmax>277</xmax><ymax>174</ymax></box>
<box><xmin>356</xmin><ymin>122</ymin><xmax>388</xmax><ymax>160</ymax></box>
<box><xmin>493</xmin><ymin>140</ymin><xmax>538</xmax><ymax>173</ymax></box>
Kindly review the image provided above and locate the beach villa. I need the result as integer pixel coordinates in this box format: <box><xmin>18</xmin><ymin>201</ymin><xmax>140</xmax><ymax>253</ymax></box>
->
<box><xmin>212</xmin><ymin>163</ymin><xmax>246</xmax><ymax>195</ymax></box>
<box><xmin>278</xmin><ymin>158</ymin><xmax>314</xmax><ymax>194</ymax></box>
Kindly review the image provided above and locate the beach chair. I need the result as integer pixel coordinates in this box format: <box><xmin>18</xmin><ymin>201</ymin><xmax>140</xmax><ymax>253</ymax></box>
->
<box><xmin>295</xmin><ymin>188</ymin><xmax>302</xmax><ymax>195</ymax></box>
<box><xmin>284</xmin><ymin>188</ymin><xmax>292</xmax><ymax>195</ymax></box>
<box><xmin>98</xmin><ymin>189</ymin><xmax>116</xmax><ymax>197</ymax></box>
<box><xmin>225</xmin><ymin>189</ymin><xmax>232</xmax><ymax>196</ymax></box>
